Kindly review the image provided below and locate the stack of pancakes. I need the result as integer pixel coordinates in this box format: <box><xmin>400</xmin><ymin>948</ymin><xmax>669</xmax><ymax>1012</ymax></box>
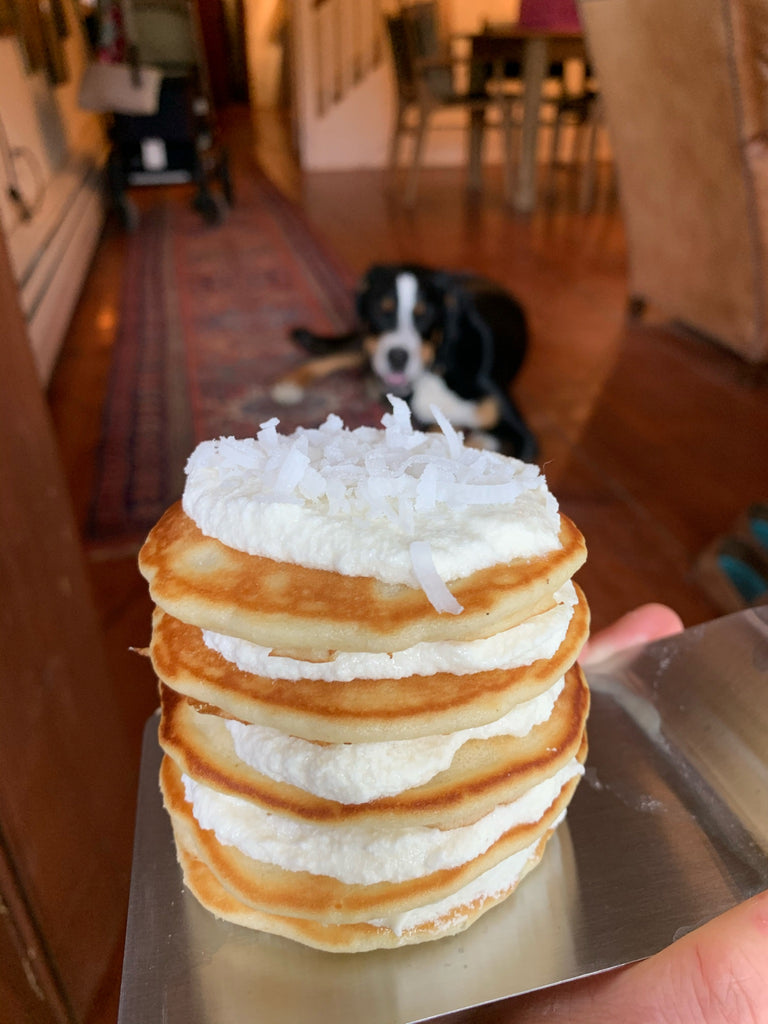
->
<box><xmin>139</xmin><ymin>410</ymin><xmax>590</xmax><ymax>952</ymax></box>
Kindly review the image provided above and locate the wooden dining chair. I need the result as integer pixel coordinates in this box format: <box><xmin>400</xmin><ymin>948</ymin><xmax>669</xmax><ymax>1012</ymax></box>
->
<box><xmin>384</xmin><ymin>2</ymin><xmax>500</xmax><ymax>206</ymax></box>
<box><xmin>545</xmin><ymin>61</ymin><xmax>605</xmax><ymax>210</ymax></box>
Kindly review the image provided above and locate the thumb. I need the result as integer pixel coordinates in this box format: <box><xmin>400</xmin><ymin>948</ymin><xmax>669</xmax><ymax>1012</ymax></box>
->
<box><xmin>506</xmin><ymin>888</ymin><xmax>768</xmax><ymax>1023</ymax></box>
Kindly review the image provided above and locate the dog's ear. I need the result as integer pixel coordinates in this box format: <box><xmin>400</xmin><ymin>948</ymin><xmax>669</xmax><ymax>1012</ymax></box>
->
<box><xmin>355</xmin><ymin>270</ymin><xmax>374</xmax><ymax>324</ymax></box>
<box><xmin>428</xmin><ymin>274</ymin><xmax>465</xmax><ymax>352</ymax></box>
<box><xmin>425</xmin><ymin>269</ymin><xmax>454</xmax><ymax>296</ymax></box>
<box><xmin>424</xmin><ymin>271</ymin><xmax>461</xmax><ymax>322</ymax></box>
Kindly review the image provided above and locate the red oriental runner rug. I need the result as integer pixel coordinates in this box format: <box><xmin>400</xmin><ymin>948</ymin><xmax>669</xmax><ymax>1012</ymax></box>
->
<box><xmin>87</xmin><ymin>165</ymin><xmax>384</xmax><ymax>543</ymax></box>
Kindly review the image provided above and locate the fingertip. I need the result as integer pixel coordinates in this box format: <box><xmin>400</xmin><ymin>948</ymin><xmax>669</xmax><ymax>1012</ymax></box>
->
<box><xmin>581</xmin><ymin>603</ymin><xmax>684</xmax><ymax>666</ymax></box>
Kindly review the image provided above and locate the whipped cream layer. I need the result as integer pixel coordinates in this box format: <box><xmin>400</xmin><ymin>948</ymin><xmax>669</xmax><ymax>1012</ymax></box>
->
<box><xmin>368</xmin><ymin>826</ymin><xmax>559</xmax><ymax>935</ymax></box>
<box><xmin>225</xmin><ymin>677</ymin><xmax>565</xmax><ymax>803</ymax></box>
<box><xmin>203</xmin><ymin>582</ymin><xmax>576</xmax><ymax>682</ymax></box>
<box><xmin>183</xmin><ymin>758</ymin><xmax>582</xmax><ymax>886</ymax></box>
<box><xmin>182</xmin><ymin>399</ymin><xmax>561</xmax><ymax>589</ymax></box>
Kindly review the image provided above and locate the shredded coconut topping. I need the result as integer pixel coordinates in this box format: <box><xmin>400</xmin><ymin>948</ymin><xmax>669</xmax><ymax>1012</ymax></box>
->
<box><xmin>182</xmin><ymin>397</ymin><xmax>561</xmax><ymax>608</ymax></box>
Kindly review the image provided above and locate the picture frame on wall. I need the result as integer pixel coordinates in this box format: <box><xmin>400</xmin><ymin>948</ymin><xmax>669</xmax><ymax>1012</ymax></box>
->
<box><xmin>0</xmin><ymin>0</ymin><xmax>71</xmax><ymax>83</ymax></box>
<box><xmin>40</xmin><ymin>0</ymin><xmax>71</xmax><ymax>83</ymax></box>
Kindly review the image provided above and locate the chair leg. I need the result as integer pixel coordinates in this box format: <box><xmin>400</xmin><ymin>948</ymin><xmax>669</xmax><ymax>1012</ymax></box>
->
<box><xmin>389</xmin><ymin>100</ymin><xmax>412</xmax><ymax>173</ymax></box>
<box><xmin>389</xmin><ymin>106</ymin><xmax>404</xmax><ymax>171</ymax></box>
<box><xmin>543</xmin><ymin>110</ymin><xmax>562</xmax><ymax>199</ymax></box>
<box><xmin>578</xmin><ymin>115</ymin><xmax>599</xmax><ymax>212</ymax></box>
<box><xmin>550</xmin><ymin>111</ymin><xmax>562</xmax><ymax>170</ymax></box>
<box><xmin>468</xmin><ymin>108</ymin><xmax>485</xmax><ymax>192</ymax></box>
<box><xmin>501</xmin><ymin>98</ymin><xmax>516</xmax><ymax>205</ymax></box>
<box><xmin>405</xmin><ymin>109</ymin><xmax>429</xmax><ymax>207</ymax></box>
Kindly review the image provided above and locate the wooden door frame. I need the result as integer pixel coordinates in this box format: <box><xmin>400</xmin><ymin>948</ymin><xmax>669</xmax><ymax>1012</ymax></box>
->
<box><xmin>0</xmin><ymin>217</ymin><xmax>130</xmax><ymax>1021</ymax></box>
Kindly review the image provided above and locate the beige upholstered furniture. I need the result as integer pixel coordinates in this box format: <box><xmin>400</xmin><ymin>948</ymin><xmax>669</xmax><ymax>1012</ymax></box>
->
<box><xmin>579</xmin><ymin>0</ymin><xmax>768</xmax><ymax>363</ymax></box>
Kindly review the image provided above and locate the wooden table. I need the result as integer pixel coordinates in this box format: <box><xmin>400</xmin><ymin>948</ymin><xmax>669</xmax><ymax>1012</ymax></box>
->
<box><xmin>471</xmin><ymin>26</ymin><xmax>586</xmax><ymax>212</ymax></box>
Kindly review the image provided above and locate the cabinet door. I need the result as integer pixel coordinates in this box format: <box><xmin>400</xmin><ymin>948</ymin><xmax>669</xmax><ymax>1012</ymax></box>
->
<box><xmin>0</xmin><ymin>226</ymin><xmax>136</xmax><ymax>1022</ymax></box>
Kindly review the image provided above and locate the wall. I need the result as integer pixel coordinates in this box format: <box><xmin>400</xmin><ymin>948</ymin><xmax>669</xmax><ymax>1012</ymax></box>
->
<box><xmin>243</xmin><ymin>0</ymin><xmax>286</xmax><ymax>109</ymax></box>
<box><xmin>0</xmin><ymin>2</ymin><xmax>107</xmax><ymax>384</ymax></box>
<box><xmin>449</xmin><ymin>0</ymin><xmax>522</xmax><ymax>32</ymax></box>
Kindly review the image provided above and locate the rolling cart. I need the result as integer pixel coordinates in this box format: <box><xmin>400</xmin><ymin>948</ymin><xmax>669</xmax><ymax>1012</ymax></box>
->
<box><xmin>94</xmin><ymin>0</ymin><xmax>233</xmax><ymax>227</ymax></box>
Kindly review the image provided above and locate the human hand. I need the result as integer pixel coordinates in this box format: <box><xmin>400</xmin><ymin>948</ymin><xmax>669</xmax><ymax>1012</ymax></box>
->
<box><xmin>580</xmin><ymin>602</ymin><xmax>684</xmax><ymax>667</ymax></box>
<box><xmin>502</xmin><ymin>604</ymin><xmax>768</xmax><ymax>1023</ymax></box>
<box><xmin>504</xmin><ymin>888</ymin><xmax>768</xmax><ymax>1023</ymax></box>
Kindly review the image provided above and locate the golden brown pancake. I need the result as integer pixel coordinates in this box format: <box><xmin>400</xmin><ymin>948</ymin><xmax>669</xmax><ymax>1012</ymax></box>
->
<box><xmin>142</xmin><ymin>424</ymin><xmax>591</xmax><ymax>952</ymax></box>
<box><xmin>174</xmin><ymin>832</ymin><xmax>551</xmax><ymax>953</ymax></box>
<box><xmin>149</xmin><ymin>585</ymin><xmax>589</xmax><ymax>742</ymax></box>
<box><xmin>160</xmin><ymin>747</ymin><xmax>585</xmax><ymax>927</ymax></box>
<box><xmin>139</xmin><ymin>502</ymin><xmax>587</xmax><ymax>654</ymax></box>
<box><xmin>159</xmin><ymin>664</ymin><xmax>589</xmax><ymax>828</ymax></box>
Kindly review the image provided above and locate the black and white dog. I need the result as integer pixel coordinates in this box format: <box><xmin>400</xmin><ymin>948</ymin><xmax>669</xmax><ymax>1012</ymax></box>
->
<box><xmin>272</xmin><ymin>263</ymin><xmax>537</xmax><ymax>461</ymax></box>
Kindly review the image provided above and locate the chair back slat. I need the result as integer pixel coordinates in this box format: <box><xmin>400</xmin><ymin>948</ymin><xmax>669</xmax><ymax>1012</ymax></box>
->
<box><xmin>384</xmin><ymin>14</ymin><xmax>417</xmax><ymax>102</ymax></box>
<box><xmin>401</xmin><ymin>2</ymin><xmax>454</xmax><ymax>99</ymax></box>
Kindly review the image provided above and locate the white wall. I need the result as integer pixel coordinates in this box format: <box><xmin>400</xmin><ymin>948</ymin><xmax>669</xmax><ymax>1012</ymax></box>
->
<box><xmin>0</xmin><ymin>3</ymin><xmax>108</xmax><ymax>382</ymax></box>
<box><xmin>448</xmin><ymin>0</ymin><xmax>521</xmax><ymax>33</ymax></box>
<box><xmin>243</xmin><ymin>0</ymin><xmax>285</xmax><ymax>109</ymax></box>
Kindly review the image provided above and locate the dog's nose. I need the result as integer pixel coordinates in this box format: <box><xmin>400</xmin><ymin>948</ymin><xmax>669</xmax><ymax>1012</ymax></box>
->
<box><xmin>387</xmin><ymin>347</ymin><xmax>409</xmax><ymax>372</ymax></box>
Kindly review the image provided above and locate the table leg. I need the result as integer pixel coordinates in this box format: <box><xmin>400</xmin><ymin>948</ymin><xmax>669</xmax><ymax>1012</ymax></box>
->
<box><xmin>514</xmin><ymin>37</ymin><xmax>548</xmax><ymax>212</ymax></box>
<box><xmin>468</xmin><ymin>108</ymin><xmax>485</xmax><ymax>190</ymax></box>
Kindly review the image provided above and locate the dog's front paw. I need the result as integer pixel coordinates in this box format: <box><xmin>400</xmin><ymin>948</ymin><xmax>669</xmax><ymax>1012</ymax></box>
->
<box><xmin>475</xmin><ymin>395</ymin><xmax>501</xmax><ymax>430</ymax></box>
<box><xmin>271</xmin><ymin>381</ymin><xmax>305</xmax><ymax>405</ymax></box>
<box><xmin>290</xmin><ymin>327</ymin><xmax>317</xmax><ymax>352</ymax></box>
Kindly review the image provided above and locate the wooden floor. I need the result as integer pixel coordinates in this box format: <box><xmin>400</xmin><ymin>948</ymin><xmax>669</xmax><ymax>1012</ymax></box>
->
<box><xmin>46</xmin><ymin>104</ymin><xmax>767</xmax><ymax>1021</ymax></box>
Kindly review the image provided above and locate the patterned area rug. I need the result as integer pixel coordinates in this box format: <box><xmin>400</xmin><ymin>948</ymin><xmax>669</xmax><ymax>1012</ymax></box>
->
<box><xmin>87</xmin><ymin>167</ymin><xmax>385</xmax><ymax>543</ymax></box>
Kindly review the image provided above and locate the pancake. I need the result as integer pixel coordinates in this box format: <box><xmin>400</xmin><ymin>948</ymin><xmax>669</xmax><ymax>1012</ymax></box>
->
<box><xmin>160</xmin><ymin>747</ymin><xmax>584</xmax><ymax>926</ymax></box>
<box><xmin>149</xmin><ymin>585</ymin><xmax>589</xmax><ymax>742</ymax></box>
<box><xmin>158</xmin><ymin>664</ymin><xmax>589</xmax><ymax>828</ymax></box>
<box><xmin>143</xmin><ymin>408</ymin><xmax>591</xmax><ymax>952</ymax></box>
<box><xmin>174</xmin><ymin>831</ymin><xmax>552</xmax><ymax>953</ymax></box>
<box><xmin>139</xmin><ymin>501</ymin><xmax>586</xmax><ymax>655</ymax></box>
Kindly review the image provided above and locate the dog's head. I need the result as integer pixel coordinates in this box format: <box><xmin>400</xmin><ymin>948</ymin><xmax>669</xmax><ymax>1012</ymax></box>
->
<box><xmin>356</xmin><ymin>264</ymin><xmax>445</xmax><ymax>395</ymax></box>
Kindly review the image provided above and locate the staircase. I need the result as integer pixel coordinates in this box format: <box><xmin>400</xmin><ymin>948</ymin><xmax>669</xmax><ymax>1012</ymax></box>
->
<box><xmin>288</xmin><ymin>0</ymin><xmax>498</xmax><ymax>172</ymax></box>
<box><xmin>291</xmin><ymin>0</ymin><xmax>393</xmax><ymax>170</ymax></box>
<box><xmin>311</xmin><ymin>0</ymin><xmax>384</xmax><ymax>115</ymax></box>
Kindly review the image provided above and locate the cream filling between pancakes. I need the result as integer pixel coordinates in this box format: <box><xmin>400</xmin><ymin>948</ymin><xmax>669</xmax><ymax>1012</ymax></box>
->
<box><xmin>224</xmin><ymin>677</ymin><xmax>565</xmax><ymax>803</ymax></box>
<box><xmin>203</xmin><ymin>581</ymin><xmax>577</xmax><ymax>682</ymax></box>
<box><xmin>182</xmin><ymin>758</ymin><xmax>583</xmax><ymax>885</ymax></box>
<box><xmin>368</xmin><ymin>826</ymin><xmax>558</xmax><ymax>935</ymax></box>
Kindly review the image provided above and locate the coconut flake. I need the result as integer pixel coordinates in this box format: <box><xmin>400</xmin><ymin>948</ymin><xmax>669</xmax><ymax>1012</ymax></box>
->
<box><xmin>257</xmin><ymin>418</ymin><xmax>281</xmax><ymax>451</ymax></box>
<box><xmin>298</xmin><ymin>466</ymin><xmax>327</xmax><ymax>501</ymax></box>
<box><xmin>382</xmin><ymin>395</ymin><xmax>424</xmax><ymax>450</ymax></box>
<box><xmin>430</xmin><ymin>404</ymin><xmax>464</xmax><ymax>458</ymax></box>
<box><xmin>325</xmin><ymin>476</ymin><xmax>349</xmax><ymax>515</ymax></box>
<box><xmin>415</xmin><ymin>463</ymin><xmax>439</xmax><ymax>512</ymax></box>
<box><xmin>319</xmin><ymin>413</ymin><xmax>344</xmax><ymax>435</ymax></box>
<box><xmin>274</xmin><ymin>444</ymin><xmax>310</xmax><ymax>496</ymax></box>
<box><xmin>410</xmin><ymin>541</ymin><xmax>464</xmax><ymax>614</ymax></box>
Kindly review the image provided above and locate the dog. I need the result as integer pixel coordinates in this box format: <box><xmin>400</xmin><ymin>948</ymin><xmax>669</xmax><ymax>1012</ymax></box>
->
<box><xmin>272</xmin><ymin>263</ymin><xmax>537</xmax><ymax>461</ymax></box>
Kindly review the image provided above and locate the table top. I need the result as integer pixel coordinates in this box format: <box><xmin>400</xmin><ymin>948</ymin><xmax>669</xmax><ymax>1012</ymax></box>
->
<box><xmin>470</xmin><ymin>26</ymin><xmax>585</xmax><ymax>63</ymax></box>
<box><xmin>475</xmin><ymin>24</ymin><xmax>583</xmax><ymax>40</ymax></box>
